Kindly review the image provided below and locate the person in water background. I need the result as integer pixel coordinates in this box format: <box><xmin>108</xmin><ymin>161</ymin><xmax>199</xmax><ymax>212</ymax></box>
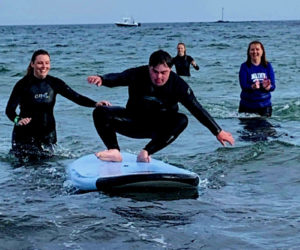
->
<box><xmin>172</xmin><ymin>42</ymin><xmax>199</xmax><ymax>76</ymax></box>
<box><xmin>238</xmin><ymin>40</ymin><xmax>276</xmax><ymax>117</ymax></box>
<box><xmin>87</xmin><ymin>50</ymin><xmax>234</xmax><ymax>163</ymax></box>
<box><xmin>6</xmin><ymin>49</ymin><xmax>110</xmax><ymax>160</ymax></box>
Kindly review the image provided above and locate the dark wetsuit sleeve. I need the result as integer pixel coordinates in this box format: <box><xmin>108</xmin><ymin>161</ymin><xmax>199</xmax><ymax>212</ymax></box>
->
<box><xmin>185</xmin><ymin>96</ymin><xmax>221</xmax><ymax>136</ymax></box>
<box><xmin>187</xmin><ymin>56</ymin><xmax>194</xmax><ymax>64</ymax></box>
<box><xmin>6</xmin><ymin>81</ymin><xmax>21</xmax><ymax>122</ymax></box>
<box><xmin>187</xmin><ymin>56</ymin><xmax>199</xmax><ymax>70</ymax></box>
<box><xmin>179</xmin><ymin>82</ymin><xmax>221</xmax><ymax>136</ymax></box>
<box><xmin>54</xmin><ymin>78</ymin><xmax>97</xmax><ymax>107</ymax></box>
<box><xmin>100</xmin><ymin>68</ymin><xmax>134</xmax><ymax>87</ymax></box>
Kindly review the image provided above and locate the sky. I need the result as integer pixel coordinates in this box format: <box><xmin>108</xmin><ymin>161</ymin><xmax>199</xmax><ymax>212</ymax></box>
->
<box><xmin>0</xmin><ymin>0</ymin><xmax>300</xmax><ymax>25</ymax></box>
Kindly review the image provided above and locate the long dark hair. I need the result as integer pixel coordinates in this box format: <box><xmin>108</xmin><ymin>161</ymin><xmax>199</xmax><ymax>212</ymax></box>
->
<box><xmin>246</xmin><ymin>41</ymin><xmax>268</xmax><ymax>67</ymax></box>
<box><xmin>26</xmin><ymin>49</ymin><xmax>50</xmax><ymax>76</ymax></box>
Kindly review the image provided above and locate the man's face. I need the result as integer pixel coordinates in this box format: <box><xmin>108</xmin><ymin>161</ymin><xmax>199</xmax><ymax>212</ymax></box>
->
<box><xmin>149</xmin><ymin>63</ymin><xmax>171</xmax><ymax>87</ymax></box>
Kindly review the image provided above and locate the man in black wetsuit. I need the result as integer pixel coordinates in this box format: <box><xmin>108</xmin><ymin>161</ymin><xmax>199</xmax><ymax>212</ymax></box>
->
<box><xmin>6</xmin><ymin>49</ymin><xmax>110</xmax><ymax>160</ymax></box>
<box><xmin>87</xmin><ymin>50</ymin><xmax>234</xmax><ymax>162</ymax></box>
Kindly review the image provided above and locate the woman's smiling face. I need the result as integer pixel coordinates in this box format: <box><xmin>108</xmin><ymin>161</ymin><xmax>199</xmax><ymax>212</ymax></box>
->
<box><xmin>31</xmin><ymin>54</ymin><xmax>51</xmax><ymax>79</ymax></box>
<box><xmin>249</xmin><ymin>43</ymin><xmax>263</xmax><ymax>63</ymax></box>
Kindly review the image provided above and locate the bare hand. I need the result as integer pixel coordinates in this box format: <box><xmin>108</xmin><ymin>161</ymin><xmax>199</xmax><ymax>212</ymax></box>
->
<box><xmin>216</xmin><ymin>130</ymin><xmax>235</xmax><ymax>146</ymax></box>
<box><xmin>96</xmin><ymin>100</ymin><xmax>112</xmax><ymax>107</ymax></box>
<box><xmin>18</xmin><ymin>117</ymin><xmax>32</xmax><ymax>126</ymax></box>
<box><xmin>262</xmin><ymin>78</ymin><xmax>271</xmax><ymax>91</ymax></box>
<box><xmin>87</xmin><ymin>75</ymin><xmax>102</xmax><ymax>87</ymax></box>
<box><xmin>251</xmin><ymin>80</ymin><xmax>260</xmax><ymax>89</ymax></box>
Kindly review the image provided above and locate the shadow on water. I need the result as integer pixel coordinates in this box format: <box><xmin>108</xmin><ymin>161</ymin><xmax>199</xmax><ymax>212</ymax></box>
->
<box><xmin>106</xmin><ymin>187</ymin><xmax>199</xmax><ymax>201</ymax></box>
<box><xmin>238</xmin><ymin>117</ymin><xmax>280</xmax><ymax>142</ymax></box>
<box><xmin>73</xmin><ymin>186</ymin><xmax>199</xmax><ymax>201</ymax></box>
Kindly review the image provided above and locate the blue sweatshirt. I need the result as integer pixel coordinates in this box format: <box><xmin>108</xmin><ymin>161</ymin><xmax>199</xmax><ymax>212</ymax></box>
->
<box><xmin>239</xmin><ymin>62</ymin><xmax>276</xmax><ymax>109</ymax></box>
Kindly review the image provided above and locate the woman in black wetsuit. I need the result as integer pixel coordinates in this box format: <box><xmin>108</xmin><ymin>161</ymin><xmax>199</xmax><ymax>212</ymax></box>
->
<box><xmin>6</xmin><ymin>49</ymin><xmax>110</xmax><ymax>160</ymax></box>
<box><xmin>172</xmin><ymin>42</ymin><xmax>199</xmax><ymax>76</ymax></box>
<box><xmin>87</xmin><ymin>50</ymin><xmax>234</xmax><ymax>163</ymax></box>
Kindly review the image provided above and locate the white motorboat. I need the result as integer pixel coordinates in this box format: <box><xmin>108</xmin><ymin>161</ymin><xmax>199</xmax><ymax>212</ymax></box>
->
<box><xmin>115</xmin><ymin>17</ymin><xmax>141</xmax><ymax>27</ymax></box>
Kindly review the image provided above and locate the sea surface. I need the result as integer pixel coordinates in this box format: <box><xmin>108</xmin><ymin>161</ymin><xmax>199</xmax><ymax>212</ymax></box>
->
<box><xmin>0</xmin><ymin>21</ymin><xmax>299</xmax><ymax>249</ymax></box>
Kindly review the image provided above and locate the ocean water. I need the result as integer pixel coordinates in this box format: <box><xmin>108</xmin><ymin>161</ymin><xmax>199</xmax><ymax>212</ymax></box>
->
<box><xmin>0</xmin><ymin>21</ymin><xmax>299</xmax><ymax>249</ymax></box>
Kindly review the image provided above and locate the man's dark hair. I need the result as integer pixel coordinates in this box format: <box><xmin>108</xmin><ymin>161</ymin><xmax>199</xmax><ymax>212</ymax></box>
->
<box><xmin>149</xmin><ymin>50</ymin><xmax>173</xmax><ymax>68</ymax></box>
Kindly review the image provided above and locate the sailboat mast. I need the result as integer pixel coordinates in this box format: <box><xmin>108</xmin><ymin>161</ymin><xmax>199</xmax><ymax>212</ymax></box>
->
<box><xmin>222</xmin><ymin>7</ymin><xmax>224</xmax><ymax>21</ymax></box>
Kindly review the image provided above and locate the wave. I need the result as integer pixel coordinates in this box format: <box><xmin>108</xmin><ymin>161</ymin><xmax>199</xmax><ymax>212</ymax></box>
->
<box><xmin>54</xmin><ymin>44</ymin><xmax>69</xmax><ymax>47</ymax></box>
<box><xmin>12</xmin><ymin>72</ymin><xmax>25</xmax><ymax>77</ymax></box>
<box><xmin>207</xmin><ymin>43</ymin><xmax>231</xmax><ymax>49</ymax></box>
<box><xmin>0</xmin><ymin>65</ymin><xmax>10</xmax><ymax>73</ymax></box>
<box><xmin>274</xmin><ymin>99</ymin><xmax>300</xmax><ymax>121</ymax></box>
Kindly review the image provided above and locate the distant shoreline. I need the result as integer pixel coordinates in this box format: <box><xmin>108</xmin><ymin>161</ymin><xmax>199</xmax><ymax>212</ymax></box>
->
<box><xmin>1</xmin><ymin>19</ymin><xmax>299</xmax><ymax>27</ymax></box>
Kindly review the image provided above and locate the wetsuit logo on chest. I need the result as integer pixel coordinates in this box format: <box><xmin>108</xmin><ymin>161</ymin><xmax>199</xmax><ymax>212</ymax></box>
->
<box><xmin>34</xmin><ymin>92</ymin><xmax>49</xmax><ymax>100</ymax></box>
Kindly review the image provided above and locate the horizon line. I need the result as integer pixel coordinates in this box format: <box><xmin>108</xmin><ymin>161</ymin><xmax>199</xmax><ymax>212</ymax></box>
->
<box><xmin>0</xmin><ymin>19</ymin><xmax>299</xmax><ymax>27</ymax></box>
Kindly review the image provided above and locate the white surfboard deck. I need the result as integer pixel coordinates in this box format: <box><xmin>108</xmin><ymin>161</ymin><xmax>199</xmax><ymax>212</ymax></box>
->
<box><xmin>68</xmin><ymin>152</ymin><xmax>199</xmax><ymax>191</ymax></box>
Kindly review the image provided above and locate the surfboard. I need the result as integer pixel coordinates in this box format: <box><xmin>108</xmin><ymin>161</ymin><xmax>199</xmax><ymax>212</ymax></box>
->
<box><xmin>67</xmin><ymin>152</ymin><xmax>199</xmax><ymax>191</ymax></box>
